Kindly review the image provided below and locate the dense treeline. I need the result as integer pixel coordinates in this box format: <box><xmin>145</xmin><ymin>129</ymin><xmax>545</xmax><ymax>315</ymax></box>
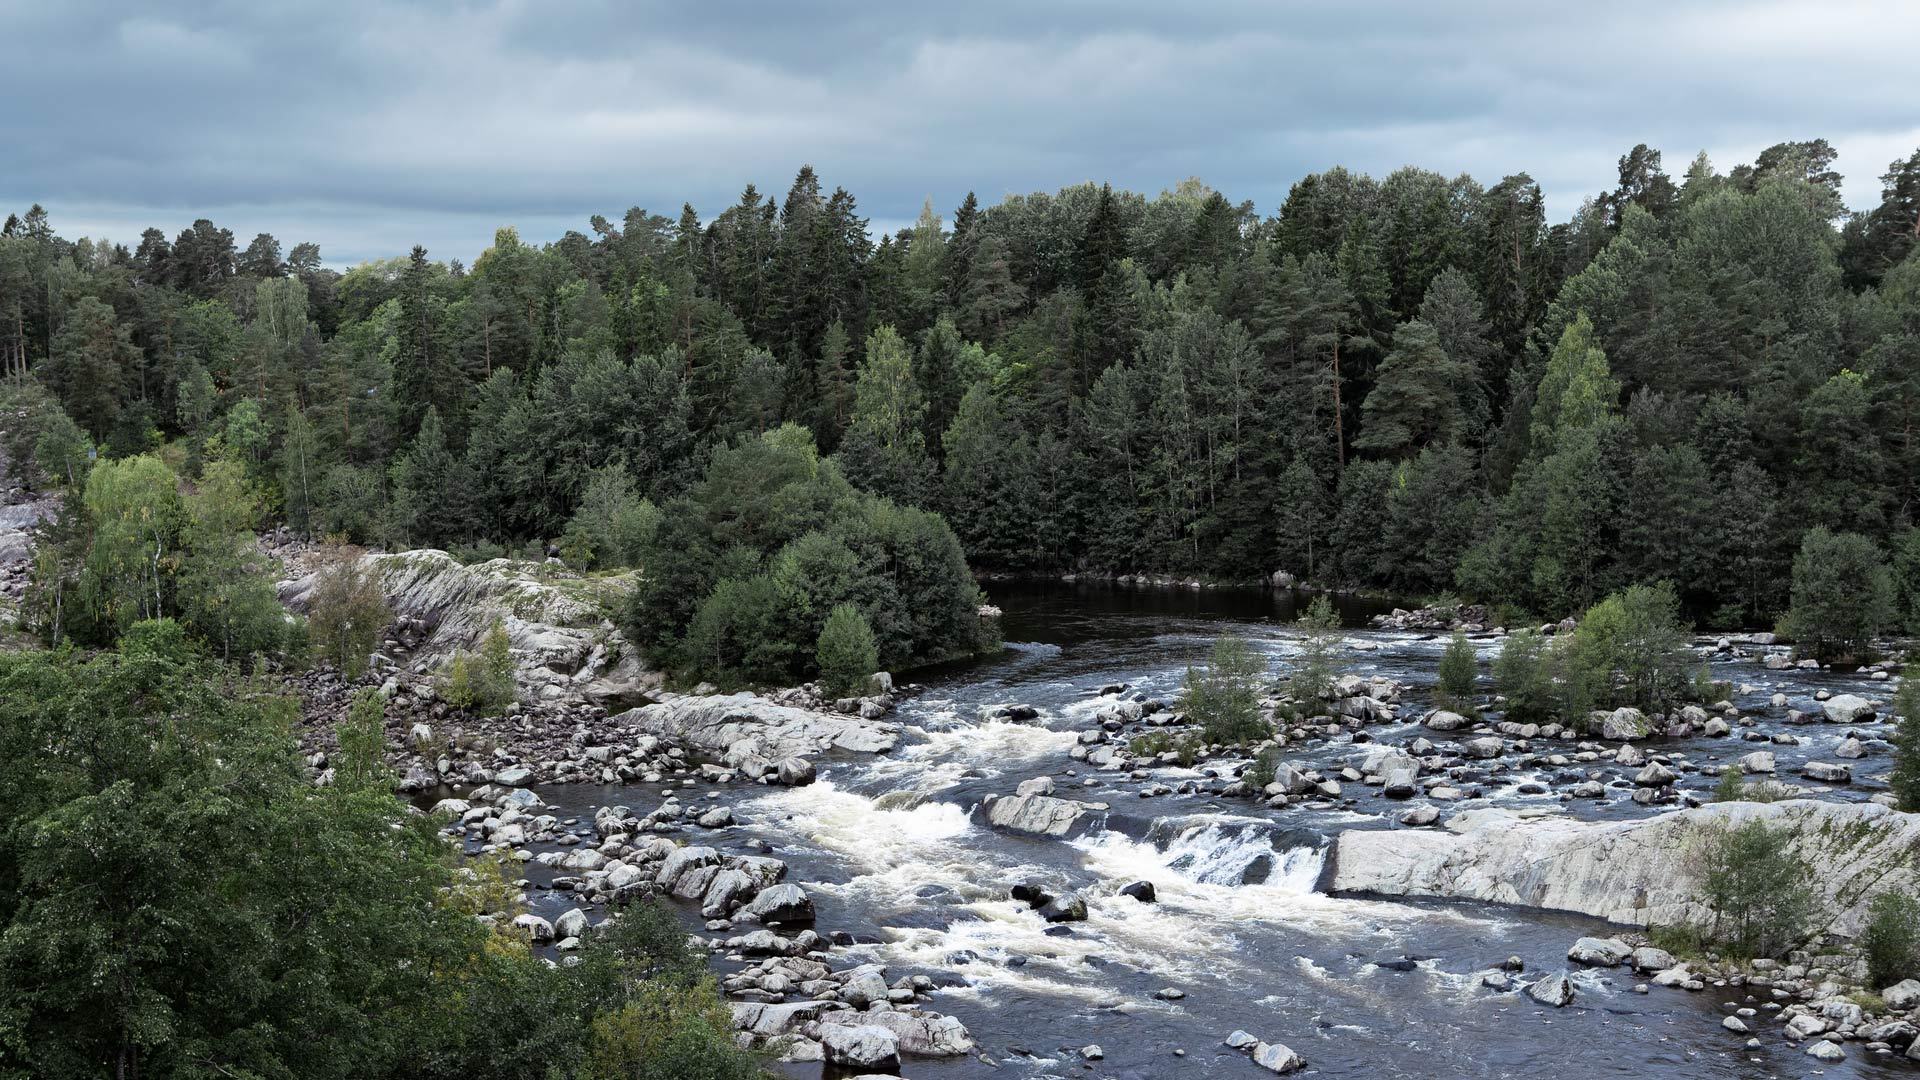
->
<box><xmin>8</xmin><ymin>138</ymin><xmax>1920</xmax><ymax>629</ymax></box>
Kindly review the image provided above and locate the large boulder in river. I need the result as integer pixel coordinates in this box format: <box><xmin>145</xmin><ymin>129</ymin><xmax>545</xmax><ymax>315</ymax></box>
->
<box><xmin>1823</xmin><ymin>695</ymin><xmax>1876</xmax><ymax>724</ymax></box>
<box><xmin>1567</xmin><ymin>937</ymin><xmax>1631</xmax><ymax>966</ymax></box>
<box><xmin>819</xmin><ymin>1008</ymin><xmax>975</xmax><ymax>1057</ymax></box>
<box><xmin>1599</xmin><ymin>707</ymin><xmax>1652</xmax><ymax>741</ymax></box>
<box><xmin>1328</xmin><ymin>800</ymin><xmax>1920</xmax><ymax>936</ymax></box>
<box><xmin>981</xmin><ymin>792</ymin><xmax>1106</xmax><ymax>838</ymax></box>
<box><xmin>619</xmin><ymin>692</ymin><xmax>899</xmax><ymax>761</ymax></box>
<box><xmin>818</xmin><ymin>1023</ymin><xmax>900</xmax><ymax>1070</ymax></box>
<box><xmin>1526</xmin><ymin>972</ymin><xmax>1576</xmax><ymax>1007</ymax></box>
<box><xmin>739</xmin><ymin>883</ymin><xmax>815</xmax><ymax>925</ymax></box>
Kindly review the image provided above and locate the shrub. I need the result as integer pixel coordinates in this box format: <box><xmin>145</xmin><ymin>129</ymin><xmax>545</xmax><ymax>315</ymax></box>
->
<box><xmin>1783</xmin><ymin>527</ymin><xmax>1895</xmax><ymax>663</ymax></box>
<box><xmin>335</xmin><ymin>688</ymin><xmax>390</xmax><ymax>790</ymax></box>
<box><xmin>560</xmin><ymin>462</ymin><xmax>660</xmax><ymax>571</ymax></box>
<box><xmin>1494</xmin><ymin>628</ymin><xmax>1553</xmax><ymax>722</ymax></box>
<box><xmin>815</xmin><ymin>603</ymin><xmax>880</xmax><ymax>698</ymax></box>
<box><xmin>1712</xmin><ymin>767</ymin><xmax>1745</xmax><ymax>803</ymax></box>
<box><xmin>1184</xmin><ymin>634</ymin><xmax>1270</xmax><ymax>745</ymax></box>
<box><xmin>1437</xmin><ymin>630</ymin><xmax>1477</xmax><ymax>704</ymax></box>
<box><xmin>1863</xmin><ymin>892</ymin><xmax>1920</xmax><ymax>990</ymax></box>
<box><xmin>1897</xmin><ymin>527</ymin><xmax>1920</xmax><ymax>636</ymax></box>
<box><xmin>443</xmin><ymin>619</ymin><xmax>518</xmax><ymax>716</ymax></box>
<box><xmin>1696</xmin><ymin>817</ymin><xmax>1818</xmax><ymax>959</ymax></box>
<box><xmin>307</xmin><ymin>552</ymin><xmax>392</xmax><ymax>680</ymax></box>
<box><xmin>1892</xmin><ymin>677</ymin><xmax>1920</xmax><ymax>812</ymax></box>
<box><xmin>1553</xmin><ymin>582</ymin><xmax>1691</xmax><ymax>716</ymax></box>
<box><xmin>1288</xmin><ymin>596</ymin><xmax>1341</xmax><ymax>714</ymax></box>
<box><xmin>679</xmin><ymin>574</ymin><xmax>791</xmax><ymax>689</ymax></box>
<box><xmin>1243</xmin><ymin>746</ymin><xmax>1282</xmax><ymax>789</ymax></box>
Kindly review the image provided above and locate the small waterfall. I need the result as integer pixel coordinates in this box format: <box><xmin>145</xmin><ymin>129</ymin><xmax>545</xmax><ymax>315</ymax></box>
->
<box><xmin>1078</xmin><ymin>815</ymin><xmax>1328</xmax><ymax>894</ymax></box>
<box><xmin>1143</xmin><ymin>817</ymin><xmax>1328</xmax><ymax>890</ymax></box>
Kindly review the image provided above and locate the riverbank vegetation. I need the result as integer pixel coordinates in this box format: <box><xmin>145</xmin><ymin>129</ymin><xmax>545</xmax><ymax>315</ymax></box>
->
<box><xmin>0</xmin><ymin>619</ymin><xmax>761</xmax><ymax>1080</ymax></box>
<box><xmin>6</xmin><ymin>137</ymin><xmax>1920</xmax><ymax>640</ymax></box>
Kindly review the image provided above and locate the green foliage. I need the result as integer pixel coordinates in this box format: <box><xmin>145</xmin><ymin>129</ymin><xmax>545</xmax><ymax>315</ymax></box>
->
<box><xmin>1493</xmin><ymin>627</ymin><xmax>1554</xmax><ymax>722</ymax></box>
<box><xmin>625</xmin><ymin>425</ymin><xmax>989</xmax><ymax>689</ymax></box>
<box><xmin>1553</xmin><ymin>583</ymin><xmax>1693</xmax><ymax>716</ymax></box>
<box><xmin>13</xmin><ymin>149</ymin><xmax>1920</xmax><ymax>665</ymax></box>
<box><xmin>443</xmin><ymin>618</ymin><xmax>517</xmax><ymax>716</ymax></box>
<box><xmin>1288</xmin><ymin>597</ymin><xmax>1341</xmax><ymax>716</ymax></box>
<box><xmin>815</xmin><ymin>602</ymin><xmax>879</xmax><ymax>698</ymax></box>
<box><xmin>1892</xmin><ymin>678</ymin><xmax>1920</xmax><ymax>812</ymax></box>
<box><xmin>560</xmin><ymin>462</ymin><xmax>660</xmax><ymax>570</ymax></box>
<box><xmin>0</xmin><ymin>624</ymin><xmax>760</xmax><ymax>1079</ymax></box>
<box><xmin>336</xmin><ymin>687</ymin><xmax>390</xmax><ymax>789</ymax></box>
<box><xmin>1437</xmin><ymin>629</ymin><xmax>1477</xmax><ymax>704</ymax></box>
<box><xmin>1243</xmin><ymin>746</ymin><xmax>1282</xmax><ymax>789</ymax></box>
<box><xmin>306</xmin><ymin>552</ymin><xmax>392</xmax><ymax>680</ymax></box>
<box><xmin>1863</xmin><ymin>891</ymin><xmax>1920</xmax><ymax>990</ymax></box>
<box><xmin>1783</xmin><ymin>527</ymin><xmax>1895</xmax><ymax>662</ymax></box>
<box><xmin>1183</xmin><ymin>633</ymin><xmax>1270</xmax><ymax>745</ymax></box>
<box><xmin>1713</xmin><ymin>767</ymin><xmax>1746</xmax><ymax>803</ymax></box>
<box><xmin>1696</xmin><ymin>817</ymin><xmax>1817</xmax><ymax>959</ymax></box>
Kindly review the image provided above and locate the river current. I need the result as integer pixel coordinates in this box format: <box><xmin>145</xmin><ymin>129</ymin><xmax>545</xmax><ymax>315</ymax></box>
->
<box><xmin>517</xmin><ymin>582</ymin><xmax>1905</xmax><ymax>1079</ymax></box>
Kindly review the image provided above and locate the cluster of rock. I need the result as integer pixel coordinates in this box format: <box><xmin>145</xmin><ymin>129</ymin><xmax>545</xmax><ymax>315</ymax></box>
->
<box><xmin>1223</xmin><ymin>1028</ymin><xmax>1306</xmax><ymax>1073</ymax></box>
<box><xmin>1369</xmin><ymin>604</ymin><xmax>1509</xmax><ymax>632</ymax></box>
<box><xmin>1556</xmin><ymin>934</ymin><xmax>1920</xmax><ymax>1064</ymax></box>
<box><xmin>731</xmin><ymin>988</ymin><xmax>974</xmax><ymax>1069</ymax></box>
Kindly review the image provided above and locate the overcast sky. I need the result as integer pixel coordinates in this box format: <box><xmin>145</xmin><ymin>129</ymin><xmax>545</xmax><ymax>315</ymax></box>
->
<box><xmin>3</xmin><ymin>0</ymin><xmax>1916</xmax><ymax>266</ymax></box>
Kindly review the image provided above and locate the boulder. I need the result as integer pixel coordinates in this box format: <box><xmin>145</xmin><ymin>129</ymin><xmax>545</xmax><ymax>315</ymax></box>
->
<box><xmin>1383</xmin><ymin>768</ymin><xmax>1418</xmax><ymax>799</ymax></box>
<box><xmin>981</xmin><ymin>792</ymin><xmax>1105</xmax><ymax>839</ymax></box>
<box><xmin>1329</xmin><ymin>799</ymin><xmax>1920</xmax><ymax>936</ymax></box>
<box><xmin>1739</xmin><ymin>751</ymin><xmax>1776</xmax><ymax>775</ymax></box>
<box><xmin>730</xmin><ymin>1000</ymin><xmax>834</xmax><ymax>1038</ymax></box>
<box><xmin>1426</xmin><ymin>710</ymin><xmax>1469</xmax><ymax>731</ymax></box>
<box><xmin>1601</xmin><ymin>707</ymin><xmax>1652</xmax><ymax>741</ymax></box>
<box><xmin>1252</xmin><ymin>1040</ymin><xmax>1306</xmax><ymax>1073</ymax></box>
<box><xmin>1040</xmin><ymin>892</ymin><xmax>1089</xmax><ymax>922</ymax></box>
<box><xmin>1823</xmin><ymin>695</ymin><xmax>1876</xmax><ymax>724</ymax></box>
<box><xmin>1628</xmin><ymin>946</ymin><xmax>1676</xmax><ymax>972</ymax></box>
<box><xmin>1525</xmin><ymin>972</ymin><xmax>1576</xmax><ymax>1006</ymax></box>
<box><xmin>620</xmin><ymin>692</ymin><xmax>899</xmax><ymax>760</ymax></box>
<box><xmin>1567</xmin><ymin>937</ymin><xmax>1631</xmax><ymax>966</ymax></box>
<box><xmin>1802</xmin><ymin>761</ymin><xmax>1851</xmax><ymax>783</ymax></box>
<box><xmin>1883</xmin><ymin>978</ymin><xmax>1920</xmax><ymax>1010</ymax></box>
<box><xmin>739</xmin><ymin>883</ymin><xmax>815</xmax><ymax>925</ymax></box>
<box><xmin>774</xmin><ymin>757</ymin><xmax>817</xmax><ymax>786</ymax></box>
<box><xmin>818</xmin><ymin>1024</ymin><xmax>900</xmax><ymax>1070</ymax></box>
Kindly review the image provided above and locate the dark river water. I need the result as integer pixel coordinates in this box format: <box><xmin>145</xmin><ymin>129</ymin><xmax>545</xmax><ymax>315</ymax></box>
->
<box><xmin>502</xmin><ymin>582</ymin><xmax>1906</xmax><ymax>1079</ymax></box>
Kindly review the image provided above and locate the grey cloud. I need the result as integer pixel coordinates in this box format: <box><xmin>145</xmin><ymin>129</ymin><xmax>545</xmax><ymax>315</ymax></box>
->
<box><xmin>2</xmin><ymin>0</ymin><xmax>1916</xmax><ymax>264</ymax></box>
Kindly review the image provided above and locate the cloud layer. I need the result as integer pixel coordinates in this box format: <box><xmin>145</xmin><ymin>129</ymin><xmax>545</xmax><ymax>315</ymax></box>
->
<box><xmin>4</xmin><ymin>0</ymin><xmax>1916</xmax><ymax>264</ymax></box>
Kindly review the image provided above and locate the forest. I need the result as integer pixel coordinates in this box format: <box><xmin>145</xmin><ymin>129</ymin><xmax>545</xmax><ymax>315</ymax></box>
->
<box><xmin>6</xmin><ymin>137</ymin><xmax>1920</xmax><ymax>637</ymax></box>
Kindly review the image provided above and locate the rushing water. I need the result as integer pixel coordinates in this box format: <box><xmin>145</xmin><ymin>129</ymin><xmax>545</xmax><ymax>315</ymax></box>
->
<box><xmin>515</xmin><ymin>582</ymin><xmax>1905</xmax><ymax>1079</ymax></box>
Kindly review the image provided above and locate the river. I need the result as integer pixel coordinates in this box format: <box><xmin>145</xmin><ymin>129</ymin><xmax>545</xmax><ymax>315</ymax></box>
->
<box><xmin>509</xmin><ymin>581</ymin><xmax>1906</xmax><ymax>1079</ymax></box>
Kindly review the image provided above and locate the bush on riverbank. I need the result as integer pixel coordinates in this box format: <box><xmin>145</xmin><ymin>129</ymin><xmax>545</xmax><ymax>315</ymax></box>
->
<box><xmin>1437</xmin><ymin>629</ymin><xmax>1477</xmax><ymax>707</ymax></box>
<box><xmin>1287</xmin><ymin>596</ymin><xmax>1341</xmax><ymax>715</ymax></box>
<box><xmin>442</xmin><ymin>617</ymin><xmax>518</xmax><ymax>716</ymax></box>
<box><xmin>1695</xmin><ymin>816</ymin><xmax>1818</xmax><ymax>959</ymax></box>
<box><xmin>624</xmin><ymin>425</ymin><xmax>993</xmax><ymax>690</ymax></box>
<box><xmin>1863</xmin><ymin>892</ymin><xmax>1920</xmax><ymax>989</ymax></box>
<box><xmin>1492</xmin><ymin>585</ymin><xmax>1692</xmax><ymax>727</ymax></box>
<box><xmin>1183</xmin><ymin>633</ymin><xmax>1270</xmax><ymax>744</ymax></box>
<box><xmin>1783</xmin><ymin>527</ymin><xmax>1895</xmax><ymax>663</ymax></box>
<box><xmin>1892</xmin><ymin>678</ymin><xmax>1920</xmax><ymax>811</ymax></box>
<box><xmin>0</xmin><ymin>621</ymin><xmax>760</xmax><ymax>1080</ymax></box>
